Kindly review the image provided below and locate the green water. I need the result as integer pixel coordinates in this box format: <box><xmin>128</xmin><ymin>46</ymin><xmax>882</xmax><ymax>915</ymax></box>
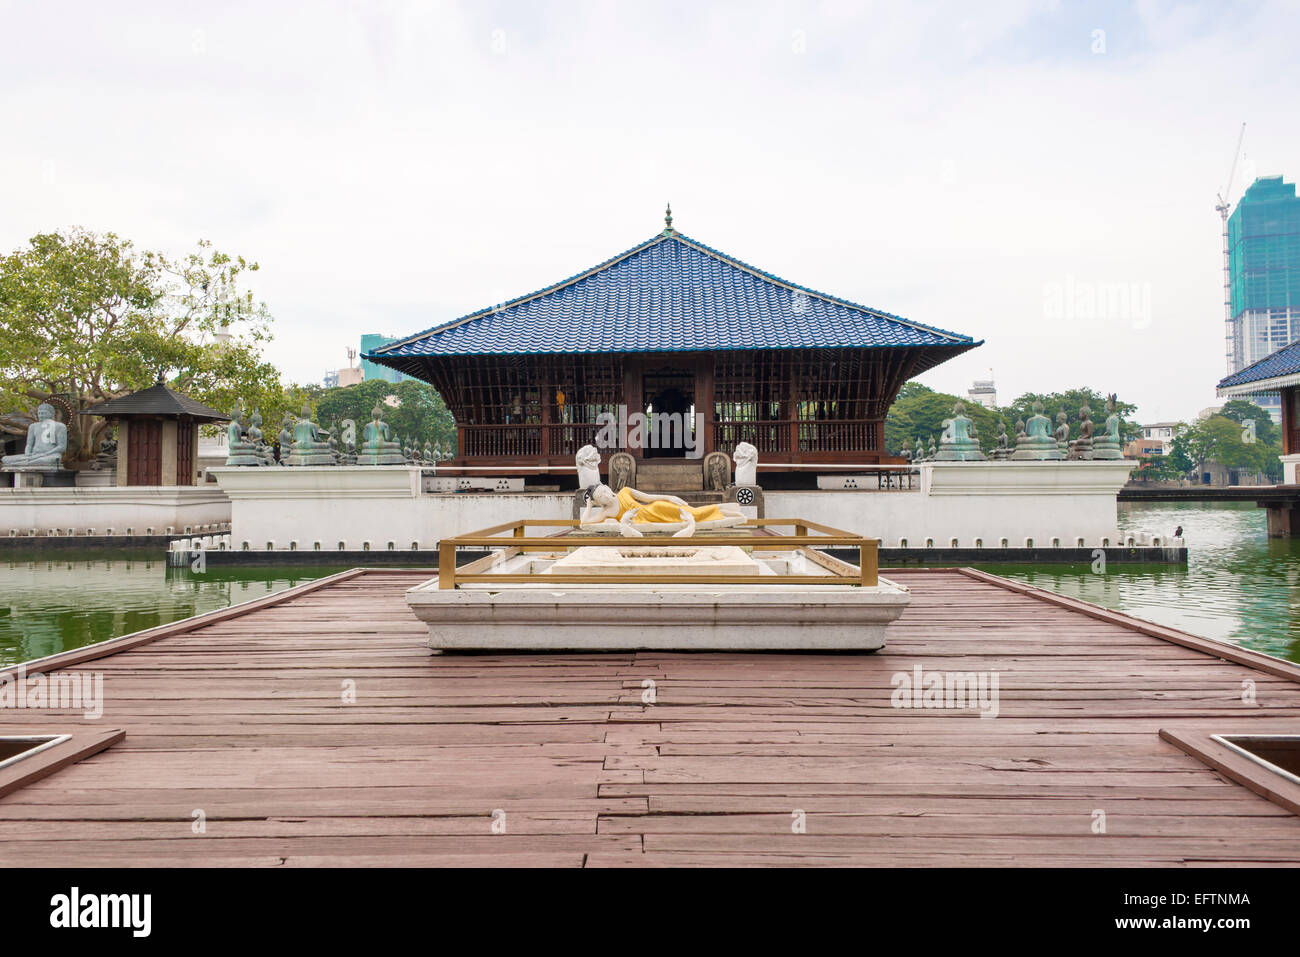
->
<box><xmin>0</xmin><ymin>501</ymin><xmax>1296</xmax><ymax>667</ymax></box>
<box><xmin>0</xmin><ymin>551</ymin><xmax>347</xmax><ymax>667</ymax></box>
<box><xmin>969</xmin><ymin>501</ymin><xmax>1300</xmax><ymax>663</ymax></box>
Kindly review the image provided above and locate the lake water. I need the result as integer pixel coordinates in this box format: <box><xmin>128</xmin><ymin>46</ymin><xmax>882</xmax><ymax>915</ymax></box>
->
<box><xmin>970</xmin><ymin>501</ymin><xmax>1300</xmax><ymax>663</ymax></box>
<box><xmin>0</xmin><ymin>552</ymin><xmax>347</xmax><ymax>667</ymax></box>
<box><xmin>0</xmin><ymin>501</ymin><xmax>1296</xmax><ymax>666</ymax></box>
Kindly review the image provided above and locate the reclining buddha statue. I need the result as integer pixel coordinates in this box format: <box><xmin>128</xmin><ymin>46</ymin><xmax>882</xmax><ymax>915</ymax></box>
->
<box><xmin>579</xmin><ymin>483</ymin><xmax>746</xmax><ymax>538</ymax></box>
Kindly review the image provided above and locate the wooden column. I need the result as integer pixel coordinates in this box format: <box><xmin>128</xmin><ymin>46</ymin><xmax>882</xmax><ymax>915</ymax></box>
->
<box><xmin>786</xmin><ymin>370</ymin><xmax>800</xmax><ymax>459</ymax></box>
<box><xmin>114</xmin><ymin>420</ymin><xmax>128</xmax><ymax>487</ymax></box>
<box><xmin>540</xmin><ymin>377</ymin><xmax>553</xmax><ymax>458</ymax></box>
<box><xmin>160</xmin><ymin>419</ymin><xmax>178</xmax><ymax>485</ymax></box>
<box><xmin>623</xmin><ymin>355</ymin><xmax>643</xmax><ymax>457</ymax></box>
<box><xmin>697</xmin><ymin>356</ymin><xmax>715</xmax><ymax>456</ymax></box>
<box><xmin>1283</xmin><ymin>386</ymin><xmax>1296</xmax><ymax>457</ymax></box>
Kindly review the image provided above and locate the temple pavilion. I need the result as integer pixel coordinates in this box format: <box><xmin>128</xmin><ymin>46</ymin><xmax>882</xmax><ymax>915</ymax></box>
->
<box><xmin>367</xmin><ymin>211</ymin><xmax>982</xmax><ymax>477</ymax></box>
<box><xmin>1218</xmin><ymin>337</ymin><xmax>1300</xmax><ymax>485</ymax></box>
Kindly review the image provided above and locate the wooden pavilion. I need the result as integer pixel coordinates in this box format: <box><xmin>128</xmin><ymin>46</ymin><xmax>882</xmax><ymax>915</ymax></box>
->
<box><xmin>81</xmin><ymin>381</ymin><xmax>229</xmax><ymax>486</ymax></box>
<box><xmin>368</xmin><ymin>213</ymin><xmax>981</xmax><ymax>475</ymax></box>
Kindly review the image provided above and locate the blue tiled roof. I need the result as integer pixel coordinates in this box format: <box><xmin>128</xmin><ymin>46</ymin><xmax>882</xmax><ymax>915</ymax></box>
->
<box><xmin>370</xmin><ymin>232</ymin><xmax>980</xmax><ymax>358</ymax></box>
<box><xmin>1218</xmin><ymin>339</ymin><xmax>1300</xmax><ymax>392</ymax></box>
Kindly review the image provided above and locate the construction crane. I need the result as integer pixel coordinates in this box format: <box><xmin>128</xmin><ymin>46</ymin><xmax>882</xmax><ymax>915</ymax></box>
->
<box><xmin>1217</xmin><ymin>122</ymin><xmax>1246</xmax><ymax>375</ymax></box>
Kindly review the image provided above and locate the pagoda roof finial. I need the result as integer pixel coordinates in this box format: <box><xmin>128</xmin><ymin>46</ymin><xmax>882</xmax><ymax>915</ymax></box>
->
<box><xmin>663</xmin><ymin>202</ymin><xmax>674</xmax><ymax>234</ymax></box>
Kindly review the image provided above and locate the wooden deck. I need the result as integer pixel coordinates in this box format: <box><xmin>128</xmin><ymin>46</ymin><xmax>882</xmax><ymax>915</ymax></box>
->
<box><xmin>2</xmin><ymin>567</ymin><xmax>1300</xmax><ymax>867</ymax></box>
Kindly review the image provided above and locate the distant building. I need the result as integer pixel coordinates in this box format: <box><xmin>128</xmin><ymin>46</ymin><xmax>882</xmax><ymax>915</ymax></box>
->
<box><xmin>1125</xmin><ymin>437</ymin><xmax>1166</xmax><ymax>459</ymax></box>
<box><xmin>966</xmin><ymin>378</ymin><xmax>997</xmax><ymax>408</ymax></box>
<box><xmin>1226</xmin><ymin>176</ymin><xmax>1300</xmax><ymax>423</ymax></box>
<box><xmin>1139</xmin><ymin>422</ymin><xmax>1184</xmax><ymax>454</ymax></box>
<box><xmin>359</xmin><ymin>334</ymin><xmax>413</xmax><ymax>384</ymax></box>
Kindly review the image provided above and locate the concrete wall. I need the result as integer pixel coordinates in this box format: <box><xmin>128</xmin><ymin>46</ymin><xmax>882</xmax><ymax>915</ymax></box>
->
<box><xmin>771</xmin><ymin>461</ymin><xmax>1139</xmax><ymax>546</ymax></box>
<box><xmin>0</xmin><ymin>486</ymin><xmax>230</xmax><ymax>536</ymax></box>
<box><xmin>211</xmin><ymin>461</ymin><xmax>1139</xmax><ymax>550</ymax></box>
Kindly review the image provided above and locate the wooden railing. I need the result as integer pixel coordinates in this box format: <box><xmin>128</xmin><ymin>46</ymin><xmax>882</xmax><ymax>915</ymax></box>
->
<box><xmin>712</xmin><ymin>419</ymin><xmax>880</xmax><ymax>454</ymax></box>
<box><xmin>437</xmin><ymin>518</ymin><xmax>879</xmax><ymax>589</ymax></box>
<box><xmin>458</xmin><ymin>418</ymin><xmax>881</xmax><ymax>458</ymax></box>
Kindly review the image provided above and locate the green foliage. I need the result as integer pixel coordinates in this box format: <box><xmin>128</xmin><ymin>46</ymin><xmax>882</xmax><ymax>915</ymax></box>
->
<box><xmin>313</xmin><ymin>379</ymin><xmax>456</xmax><ymax>451</ymax></box>
<box><xmin>887</xmin><ymin>382</ymin><xmax>1147</xmax><ymax>457</ymax></box>
<box><xmin>1001</xmin><ymin>388</ymin><xmax>1138</xmax><ymax>444</ymax></box>
<box><xmin>885</xmin><ymin>384</ymin><xmax>1010</xmax><ymax>454</ymax></box>
<box><xmin>0</xmin><ymin>228</ymin><xmax>278</xmax><ymax>462</ymax></box>
<box><xmin>1133</xmin><ymin>453</ymin><xmax>1181</xmax><ymax>482</ymax></box>
<box><xmin>1216</xmin><ymin>399</ymin><xmax>1279</xmax><ymax>446</ymax></box>
<box><xmin>1166</xmin><ymin>432</ymin><xmax>1195</xmax><ymax>475</ymax></box>
<box><xmin>1181</xmin><ymin>412</ymin><xmax>1281</xmax><ymax>481</ymax></box>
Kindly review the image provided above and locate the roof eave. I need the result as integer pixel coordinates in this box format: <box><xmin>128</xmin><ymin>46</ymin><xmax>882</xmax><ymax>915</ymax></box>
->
<box><xmin>1218</xmin><ymin>372</ymin><xmax>1300</xmax><ymax>398</ymax></box>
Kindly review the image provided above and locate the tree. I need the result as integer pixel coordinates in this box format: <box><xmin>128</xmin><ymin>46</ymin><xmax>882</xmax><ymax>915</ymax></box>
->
<box><xmin>1001</xmin><ymin>388</ymin><xmax>1139</xmax><ymax>444</ymax></box>
<box><xmin>885</xmin><ymin>383</ymin><xmax>1011</xmax><ymax>454</ymax></box>
<box><xmin>313</xmin><ymin>378</ymin><xmax>457</xmax><ymax>451</ymax></box>
<box><xmin>1216</xmin><ymin>399</ymin><xmax>1279</xmax><ymax>447</ymax></box>
<box><xmin>1166</xmin><ymin>431</ymin><xmax>1195</xmax><ymax>476</ymax></box>
<box><xmin>1181</xmin><ymin>413</ymin><xmax>1278</xmax><ymax>479</ymax></box>
<box><xmin>0</xmin><ymin>228</ymin><xmax>284</xmax><ymax>463</ymax></box>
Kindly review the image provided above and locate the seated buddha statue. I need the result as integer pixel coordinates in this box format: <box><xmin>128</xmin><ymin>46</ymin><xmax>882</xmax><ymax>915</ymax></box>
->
<box><xmin>282</xmin><ymin>405</ymin><xmax>337</xmax><ymax>466</ymax></box>
<box><xmin>1091</xmin><ymin>395</ymin><xmax>1124</xmax><ymax>460</ymax></box>
<box><xmin>224</xmin><ymin>407</ymin><xmax>268</xmax><ymax>466</ymax></box>
<box><xmin>933</xmin><ymin>401</ymin><xmax>986</xmax><ymax>461</ymax></box>
<box><xmin>1072</xmin><ymin>405</ymin><xmax>1096</xmax><ymax>459</ymax></box>
<box><xmin>357</xmin><ymin>404</ymin><xmax>406</xmax><ymax>465</ymax></box>
<box><xmin>245</xmin><ymin>411</ymin><xmax>277</xmax><ymax>465</ymax></box>
<box><xmin>2</xmin><ymin>403</ymin><xmax>68</xmax><ymax>471</ymax></box>
<box><xmin>1010</xmin><ymin>400</ymin><xmax>1065</xmax><ymax>460</ymax></box>
<box><xmin>1054</xmin><ymin>411</ymin><xmax>1070</xmax><ymax>453</ymax></box>
<box><xmin>580</xmin><ymin>483</ymin><xmax>746</xmax><ymax>538</ymax></box>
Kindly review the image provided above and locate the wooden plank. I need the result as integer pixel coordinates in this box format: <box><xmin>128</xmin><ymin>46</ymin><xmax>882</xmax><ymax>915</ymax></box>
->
<box><xmin>1</xmin><ymin>566</ymin><xmax>1298</xmax><ymax>866</ymax></box>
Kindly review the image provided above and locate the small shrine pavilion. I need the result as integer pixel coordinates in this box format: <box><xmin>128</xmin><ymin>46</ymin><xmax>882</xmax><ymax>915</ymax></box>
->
<box><xmin>368</xmin><ymin>211</ymin><xmax>982</xmax><ymax>474</ymax></box>
<box><xmin>82</xmin><ymin>381</ymin><xmax>230</xmax><ymax>486</ymax></box>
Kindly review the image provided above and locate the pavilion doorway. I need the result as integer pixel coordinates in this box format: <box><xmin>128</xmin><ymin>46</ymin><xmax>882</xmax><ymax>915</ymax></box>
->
<box><xmin>642</xmin><ymin>367</ymin><xmax>695</xmax><ymax>459</ymax></box>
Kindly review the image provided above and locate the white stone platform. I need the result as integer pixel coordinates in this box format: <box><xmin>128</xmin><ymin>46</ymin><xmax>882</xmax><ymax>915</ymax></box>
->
<box><xmin>405</xmin><ymin>546</ymin><xmax>909</xmax><ymax>652</ymax></box>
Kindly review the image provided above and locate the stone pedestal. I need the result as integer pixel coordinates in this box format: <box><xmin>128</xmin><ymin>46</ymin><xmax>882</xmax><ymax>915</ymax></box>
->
<box><xmin>75</xmin><ymin>470</ymin><xmax>116</xmax><ymax>488</ymax></box>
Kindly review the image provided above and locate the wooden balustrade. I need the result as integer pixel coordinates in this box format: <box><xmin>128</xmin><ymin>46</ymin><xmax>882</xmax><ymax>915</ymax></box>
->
<box><xmin>456</xmin><ymin>418</ymin><xmax>883</xmax><ymax>460</ymax></box>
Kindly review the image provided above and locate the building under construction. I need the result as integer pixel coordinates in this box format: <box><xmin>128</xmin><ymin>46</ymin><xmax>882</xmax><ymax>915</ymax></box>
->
<box><xmin>1227</xmin><ymin>176</ymin><xmax>1300</xmax><ymax>422</ymax></box>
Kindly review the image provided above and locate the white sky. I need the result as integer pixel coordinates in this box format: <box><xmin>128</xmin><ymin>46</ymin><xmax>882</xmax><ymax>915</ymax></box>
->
<box><xmin>3</xmin><ymin>0</ymin><xmax>1298</xmax><ymax>423</ymax></box>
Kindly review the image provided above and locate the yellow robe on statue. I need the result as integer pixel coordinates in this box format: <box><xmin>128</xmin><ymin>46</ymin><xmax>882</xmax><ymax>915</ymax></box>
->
<box><xmin>616</xmin><ymin>486</ymin><xmax>724</xmax><ymax>524</ymax></box>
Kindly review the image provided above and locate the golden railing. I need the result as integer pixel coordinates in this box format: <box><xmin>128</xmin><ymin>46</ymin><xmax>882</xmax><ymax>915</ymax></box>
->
<box><xmin>437</xmin><ymin>518</ymin><xmax>878</xmax><ymax>590</ymax></box>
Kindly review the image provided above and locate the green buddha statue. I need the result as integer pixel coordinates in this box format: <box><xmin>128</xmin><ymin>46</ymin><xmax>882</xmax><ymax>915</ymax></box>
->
<box><xmin>357</xmin><ymin>404</ymin><xmax>406</xmax><ymax>465</ymax></box>
<box><xmin>933</xmin><ymin>401</ymin><xmax>987</xmax><ymax>461</ymax></box>
<box><xmin>224</xmin><ymin>404</ymin><xmax>268</xmax><ymax>466</ymax></box>
<box><xmin>282</xmin><ymin>405</ymin><xmax>337</xmax><ymax>466</ymax></box>
<box><xmin>1091</xmin><ymin>395</ymin><xmax>1124</xmax><ymax>460</ymax></box>
<box><xmin>1011</xmin><ymin>400</ymin><xmax>1065</xmax><ymax>460</ymax></box>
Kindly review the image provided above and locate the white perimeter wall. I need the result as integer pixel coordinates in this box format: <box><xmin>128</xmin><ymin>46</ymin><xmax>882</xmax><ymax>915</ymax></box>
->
<box><xmin>211</xmin><ymin>462</ymin><xmax>1141</xmax><ymax>550</ymax></box>
<box><xmin>0</xmin><ymin>486</ymin><xmax>231</xmax><ymax>535</ymax></box>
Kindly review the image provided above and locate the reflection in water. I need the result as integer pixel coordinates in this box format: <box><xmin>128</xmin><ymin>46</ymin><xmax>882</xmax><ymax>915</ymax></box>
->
<box><xmin>0</xmin><ymin>551</ymin><xmax>347</xmax><ymax>667</ymax></box>
<box><xmin>970</xmin><ymin>502</ymin><xmax>1300</xmax><ymax>663</ymax></box>
<box><xmin>1</xmin><ymin>503</ymin><xmax>1296</xmax><ymax>667</ymax></box>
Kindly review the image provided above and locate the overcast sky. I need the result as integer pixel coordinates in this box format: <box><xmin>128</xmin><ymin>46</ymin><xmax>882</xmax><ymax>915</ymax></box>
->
<box><xmin>3</xmin><ymin>0</ymin><xmax>1298</xmax><ymax>422</ymax></box>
